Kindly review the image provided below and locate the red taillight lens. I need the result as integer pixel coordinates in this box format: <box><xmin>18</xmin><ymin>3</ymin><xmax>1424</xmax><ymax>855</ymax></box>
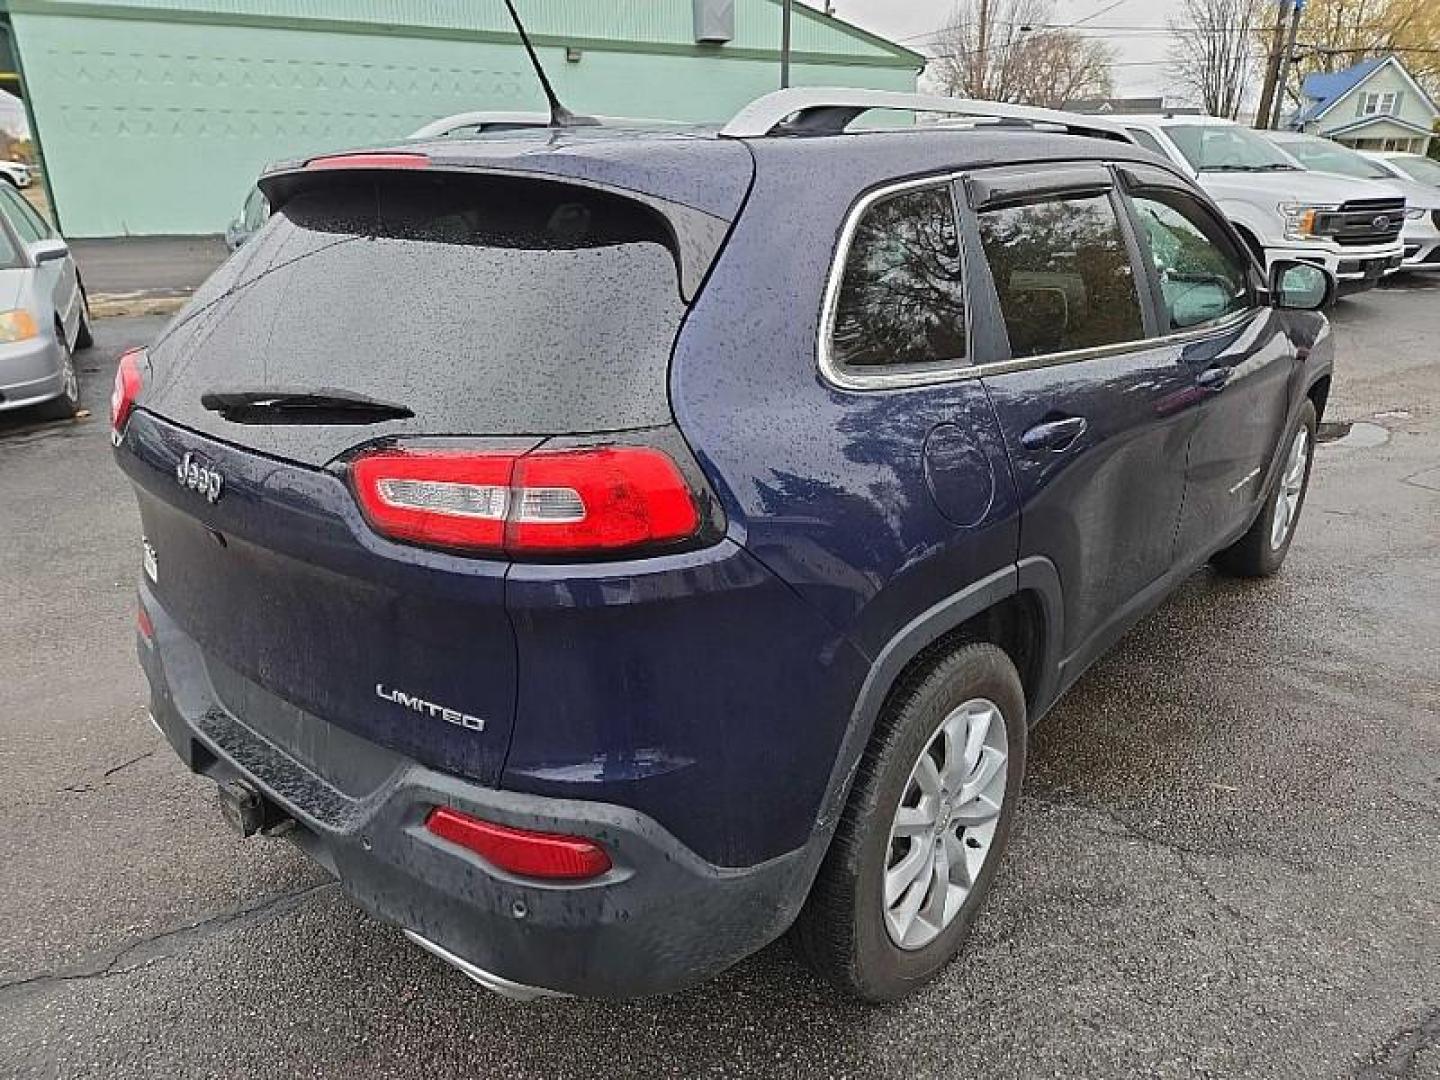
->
<box><xmin>111</xmin><ymin>348</ymin><xmax>145</xmax><ymax>436</ymax></box>
<box><xmin>508</xmin><ymin>448</ymin><xmax>700</xmax><ymax>553</ymax></box>
<box><xmin>136</xmin><ymin>603</ymin><xmax>154</xmax><ymax>643</ymax></box>
<box><xmin>352</xmin><ymin>449</ymin><xmax>516</xmax><ymax>550</ymax></box>
<box><xmin>305</xmin><ymin>152</ymin><xmax>429</xmax><ymax>171</ymax></box>
<box><xmin>425</xmin><ymin>807</ymin><xmax>612</xmax><ymax>880</ymax></box>
<box><xmin>350</xmin><ymin>446</ymin><xmax>700</xmax><ymax>556</ymax></box>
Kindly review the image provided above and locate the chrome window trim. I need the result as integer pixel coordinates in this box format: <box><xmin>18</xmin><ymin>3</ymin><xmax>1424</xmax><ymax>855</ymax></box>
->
<box><xmin>818</xmin><ymin>173</ymin><xmax>1261</xmax><ymax>393</ymax></box>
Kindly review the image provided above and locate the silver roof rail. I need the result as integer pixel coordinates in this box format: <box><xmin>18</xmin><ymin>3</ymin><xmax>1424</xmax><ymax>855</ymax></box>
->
<box><xmin>718</xmin><ymin>88</ymin><xmax>1133</xmax><ymax>143</ymax></box>
<box><xmin>409</xmin><ymin>111</ymin><xmax>691</xmax><ymax>140</ymax></box>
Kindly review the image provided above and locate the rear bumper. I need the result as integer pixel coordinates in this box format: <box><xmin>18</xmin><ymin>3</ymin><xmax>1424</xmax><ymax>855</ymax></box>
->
<box><xmin>139</xmin><ymin>588</ymin><xmax>812</xmax><ymax>999</ymax></box>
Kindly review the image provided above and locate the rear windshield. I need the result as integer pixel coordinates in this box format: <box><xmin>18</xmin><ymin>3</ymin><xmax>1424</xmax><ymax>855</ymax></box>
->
<box><xmin>148</xmin><ymin>172</ymin><xmax>685</xmax><ymax>452</ymax></box>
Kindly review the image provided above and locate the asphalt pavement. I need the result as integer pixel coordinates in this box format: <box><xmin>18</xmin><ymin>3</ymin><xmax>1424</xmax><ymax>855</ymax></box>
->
<box><xmin>71</xmin><ymin>237</ymin><xmax>228</xmax><ymax>313</ymax></box>
<box><xmin>0</xmin><ymin>284</ymin><xmax>1436</xmax><ymax>1078</ymax></box>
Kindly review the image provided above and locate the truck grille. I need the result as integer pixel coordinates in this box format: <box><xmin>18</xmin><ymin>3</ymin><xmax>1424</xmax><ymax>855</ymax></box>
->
<box><xmin>1315</xmin><ymin>198</ymin><xmax>1405</xmax><ymax>247</ymax></box>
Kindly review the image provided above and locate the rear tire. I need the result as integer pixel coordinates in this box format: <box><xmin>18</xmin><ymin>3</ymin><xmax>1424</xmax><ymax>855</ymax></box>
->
<box><xmin>794</xmin><ymin>642</ymin><xmax>1026</xmax><ymax>1002</ymax></box>
<box><xmin>74</xmin><ymin>285</ymin><xmax>95</xmax><ymax>350</ymax></box>
<box><xmin>1212</xmin><ymin>400</ymin><xmax>1316</xmax><ymax>578</ymax></box>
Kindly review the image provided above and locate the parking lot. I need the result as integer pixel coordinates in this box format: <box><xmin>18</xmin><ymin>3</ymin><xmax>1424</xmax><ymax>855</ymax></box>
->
<box><xmin>1</xmin><ymin>283</ymin><xmax>1436</xmax><ymax>1078</ymax></box>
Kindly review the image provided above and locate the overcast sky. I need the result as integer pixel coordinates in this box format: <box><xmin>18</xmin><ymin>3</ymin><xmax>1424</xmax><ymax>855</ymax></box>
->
<box><xmin>824</xmin><ymin>0</ymin><xmax>1189</xmax><ymax>99</ymax></box>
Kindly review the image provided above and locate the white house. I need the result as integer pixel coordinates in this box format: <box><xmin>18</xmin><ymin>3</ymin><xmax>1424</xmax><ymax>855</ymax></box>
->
<box><xmin>1291</xmin><ymin>55</ymin><xmax>1438</xmax><ymax>155</ymax></box>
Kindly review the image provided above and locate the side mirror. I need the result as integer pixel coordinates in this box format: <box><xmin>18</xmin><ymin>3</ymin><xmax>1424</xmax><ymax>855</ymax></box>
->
<box><xmin>30</xmin><ymin>238</ymin><xmax>69</xmax><ymax>265</ymax></box>
<box><xmin>1269</xmin><ymin>260</ymin><xmax>1333</xmax><ymax>311</ymax></box>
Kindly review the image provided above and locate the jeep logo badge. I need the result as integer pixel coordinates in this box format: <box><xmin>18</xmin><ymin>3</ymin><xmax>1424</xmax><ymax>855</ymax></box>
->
<box><xmin>176</xmin><ymin>451</ymin><xmax>224</xmax><ymax>504</ymax></box>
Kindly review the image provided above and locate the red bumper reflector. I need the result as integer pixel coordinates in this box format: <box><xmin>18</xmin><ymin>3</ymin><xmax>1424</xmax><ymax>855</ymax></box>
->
<box><xmin>424</xmin><ymin>807</ymin><xmax>612</xmax><ymax>881</ymax></box>
<box><xmin>305</xmin><ymin>152</ymin><xmax>430</xmax><ymax>171</ymax></box>
<box><xmin>136</xmin><ymin>604</ymin><xmax>154</xmax><ymax>643</ymax></box>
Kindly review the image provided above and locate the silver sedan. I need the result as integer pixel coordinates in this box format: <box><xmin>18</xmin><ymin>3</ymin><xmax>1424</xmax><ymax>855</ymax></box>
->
<box><xmin>0</xmin><ymin>183</ymin><xmax>92</xmax><ymax>420</ymax></box>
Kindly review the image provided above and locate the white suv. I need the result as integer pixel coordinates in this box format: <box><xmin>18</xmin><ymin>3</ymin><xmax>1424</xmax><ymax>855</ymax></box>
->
<box><xmin>0</xmin><ymin>161</ymin><xmax>32</xmax><ymax>189</ymax></box>
<box><xmin>1119</xmin><ymin>115</ymin><xmax>1405</xmax><ymax>295</ymax></box>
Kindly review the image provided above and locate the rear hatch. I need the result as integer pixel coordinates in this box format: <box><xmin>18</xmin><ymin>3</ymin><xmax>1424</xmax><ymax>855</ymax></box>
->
<box><xmin>120</xmin><ymin>150</ymin><xmax>747</xmax><ymax>787</ymax></box>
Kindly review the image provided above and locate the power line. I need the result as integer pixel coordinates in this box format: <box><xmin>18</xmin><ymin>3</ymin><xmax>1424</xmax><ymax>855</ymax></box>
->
<box><xmin>901</xmin><ymin>19</ymin><xmax>1407</xmax><ymax>43</ymax></box>
<box><xmin>1065</xmin><ymin>0</ymin><xmax>1128</xmax><ymax>29</ymax></box>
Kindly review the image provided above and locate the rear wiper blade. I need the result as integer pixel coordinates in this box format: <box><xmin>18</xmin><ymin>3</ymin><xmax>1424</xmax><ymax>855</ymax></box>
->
<box><xmin>200</xmin><ymin>387</ymin><xmax>414</xmax><ymax>425</ymax></box>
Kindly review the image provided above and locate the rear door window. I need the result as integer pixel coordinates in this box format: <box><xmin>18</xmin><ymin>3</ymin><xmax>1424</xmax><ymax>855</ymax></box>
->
<box><xmin>829</xmin><ymin>184</ymin><xmax>967</xmax><ymax>373</ymax></box>
<box><xmin>146</xmin><ymin>172</ymin><xmax>688</xmax><ymax>463</ymax></box>
<box><xmin>976</xmin><ymin>193</ymin><xmax>1145</xmax><ymax>358</ymax></box>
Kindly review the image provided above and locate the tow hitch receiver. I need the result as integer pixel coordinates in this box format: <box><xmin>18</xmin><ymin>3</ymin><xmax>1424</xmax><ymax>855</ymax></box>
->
<box><xmin>217</xmin><ymin>779</ymin><xmax>286</xmax><ymax>838</ymax></box>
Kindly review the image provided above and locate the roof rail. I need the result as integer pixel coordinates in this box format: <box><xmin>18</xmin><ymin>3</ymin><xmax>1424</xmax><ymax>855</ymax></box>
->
<box><xmin>409</xmin><ymin>111</ymin><xmax>691</xmax><ymax>140</ymax></box>
<box><xmin>718</xmin><ymin>87</ymin><xmax>1134</xmax><ymax>143</ymax></box>
<box><xmin>409</xmin><ymin>112</ymin><xmax>552</xmax><ymax>139</ymax></box>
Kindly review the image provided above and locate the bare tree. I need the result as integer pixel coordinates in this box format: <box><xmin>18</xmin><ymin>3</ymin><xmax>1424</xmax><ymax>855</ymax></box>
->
<box><xmin>930</xmin><ymin>0</ymin><xmax>1114</xmax><ymax>106</ymax></box>
<box><xmin>1167</xmin><ymin>0</ymin><xmax>1266</xmax><ymax>118</ymax></box>
<box><xmin>1292</xmin><ymin>0</ymin><xmax>1440</xmax><ymax>95</ymax></box>
<box><xmin>1009</xmin><ymin>28</ymin><xmax>1116</xmax><ymax>108</ymax></box>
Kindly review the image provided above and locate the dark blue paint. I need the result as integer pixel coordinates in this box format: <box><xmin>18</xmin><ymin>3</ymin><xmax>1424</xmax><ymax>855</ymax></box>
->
<box><xmin>119</xmin><ymin>413</ymin><xmax>528</xmax><ymax>789</ymax></box>
<box><xmin>119</xmin><ymin>125</ymin><xmax>1333</xmax><ymax>873</ymax></box>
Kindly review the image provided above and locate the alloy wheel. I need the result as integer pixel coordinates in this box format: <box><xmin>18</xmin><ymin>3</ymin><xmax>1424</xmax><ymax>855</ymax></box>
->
<box><xmin>1270</xmin><ymin>426</ymin><xmax>1310</xmax><ymax>550</ymax></box>
<box><xmin>883</xmin><ymin>697</ymin><xmax>1008</xmax><ymax>951</ymax></box>
<box><xmin>59</xmin><ymin>347</ymin><xmax>78</xmax><ymax>404</ymax></box>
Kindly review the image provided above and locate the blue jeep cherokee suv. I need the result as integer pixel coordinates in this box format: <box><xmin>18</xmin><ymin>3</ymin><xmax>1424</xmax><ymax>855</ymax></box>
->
<box><xmin>115</xmin><ymin>90</ymin><xmax>1334</xmax><ymax>1002</ymax></box>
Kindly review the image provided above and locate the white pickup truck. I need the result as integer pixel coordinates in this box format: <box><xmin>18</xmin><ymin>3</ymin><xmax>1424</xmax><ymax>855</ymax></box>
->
<box><xmin>1117</xmin><ymin>115</ymin><xmax>1405</xmax><ymax>296</ymax></box>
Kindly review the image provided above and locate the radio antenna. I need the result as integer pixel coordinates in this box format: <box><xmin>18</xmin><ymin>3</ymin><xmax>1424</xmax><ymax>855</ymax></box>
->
<box><xmin>500</xmin><ymin>0</ymin><xmax>597</xmax><ymax>127</ymax></box>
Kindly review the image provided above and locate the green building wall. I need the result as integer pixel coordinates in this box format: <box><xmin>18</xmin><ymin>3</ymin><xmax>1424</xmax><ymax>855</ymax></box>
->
<box><xmin>5</xmin><ymin>0</ymin><xmax>919</xmax><ymax>237</ymax></box>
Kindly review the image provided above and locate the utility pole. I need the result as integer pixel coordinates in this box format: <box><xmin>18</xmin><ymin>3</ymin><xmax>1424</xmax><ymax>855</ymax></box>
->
<box><xmin>1255</xmin><ymin>0</ymin><xmax>1293</xmax><ymax>129</ymax></box>
<box><xmin>1268</xmin><ymin>0</ymin><xmax>1304</xmax><ymax>130</ymax></box>
<box><xmin>780</xmin><ymin>0</ymin><xmax>792</xmax><ymax>88</ymax></box>
<box><xmin>974</xmin><ymin>0</ymin><xmax>991</xmax><ymax>97</ymax></box>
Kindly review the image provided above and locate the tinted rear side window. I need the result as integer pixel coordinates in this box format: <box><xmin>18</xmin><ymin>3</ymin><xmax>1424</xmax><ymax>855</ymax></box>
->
<box><xmin>830</xmin><ymin>185</ymin><xmax>967</xmax><ymax>373</ymax></box>
<box><xmin>977</xmin><ymin>194</ymin><xmax>1145</xmax><ymax>358</ymax></box>
<box><xmin>146</xmin><ymin>172</ymin><xmax>685</xmax><ymax>458</ymax></box>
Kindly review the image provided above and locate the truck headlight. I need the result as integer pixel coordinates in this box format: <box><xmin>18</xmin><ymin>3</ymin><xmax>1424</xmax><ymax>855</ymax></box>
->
<box><xmin>0</xmin><ymin>309</ymin><xmax>38</xmax><ymax>342</ymax></box>
<box><xmin>1278</xmin><ymin>202</ymin><xmax>1339</xmax><ymax>242</ymax></box>
<box><xmin>1404</xmin><ymin>207</ymin><xmax>1426</xmax><ymax>220</ymax></box>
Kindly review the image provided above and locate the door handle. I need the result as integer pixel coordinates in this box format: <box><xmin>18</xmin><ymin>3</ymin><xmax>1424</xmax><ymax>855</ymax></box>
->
<box><xmin>1196</xmin><ymin>366</ymin><xmax>1231</xmax><ymax>392</ymax></box>
<box><xmin>1020</xmin><ymin>415</ymin><xmax>1088</xmax><ymax>452</ymax></box>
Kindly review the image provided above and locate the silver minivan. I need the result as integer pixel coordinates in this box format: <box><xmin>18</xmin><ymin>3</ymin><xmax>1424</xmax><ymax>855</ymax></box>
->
<box><xmin>0</xmin><ymin>185</ymin><xmax>93</xmax><ymax>420</ymax></box>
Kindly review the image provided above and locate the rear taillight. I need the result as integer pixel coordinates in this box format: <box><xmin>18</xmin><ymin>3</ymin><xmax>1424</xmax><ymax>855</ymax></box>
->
<box><xmin>425</xmin><ymin>807</ymin><xmax>611</xmax><ymax>880</ymax></box>
<box><xmin>350</xmin><ymin>446</ymin><xmax>700</xmax><ymax>557</ymax></box>
<box><xmin>111</xmin><ymin>348</ymin><xmax>145</xmax><ymax>441</ymax></box>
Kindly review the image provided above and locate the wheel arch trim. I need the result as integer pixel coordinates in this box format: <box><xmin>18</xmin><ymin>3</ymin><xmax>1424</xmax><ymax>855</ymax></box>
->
<box><xmin>798</xmin><ymin>558</ymin><xmax>1064</xmax><ymax>876</ymax></box>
